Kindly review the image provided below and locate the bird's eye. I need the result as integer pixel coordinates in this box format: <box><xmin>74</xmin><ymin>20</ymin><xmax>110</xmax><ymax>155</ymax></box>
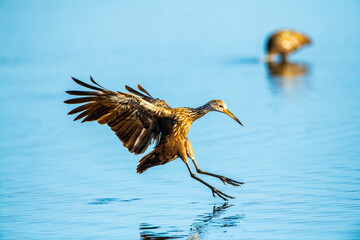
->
<box><xmin>219</xmin><ymin>105</ymin><xmax>223</xmax><ymax>108</ymax></box>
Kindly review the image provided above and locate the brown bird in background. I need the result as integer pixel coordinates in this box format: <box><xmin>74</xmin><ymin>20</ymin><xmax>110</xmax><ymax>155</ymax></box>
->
<box><xmin>64</xmin><ymin>77</ymin><xmax>244</xmax><ymax>200</ymax></box>
<box><xmin>266</xmin><ymin>29</ymin><xmax>311</xmax><ymax>62</ymax></box>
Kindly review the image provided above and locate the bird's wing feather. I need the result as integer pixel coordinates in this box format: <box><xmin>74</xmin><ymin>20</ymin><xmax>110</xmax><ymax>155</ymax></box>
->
<box><xmin>65</xmin><ymin>77</ymin><xmax>172</xmax><ymax>154</ymax></box>
<box><xmin>125</xmin><ymin>84</ymin><xmax>172</xmax><ymax>110</ymax></box>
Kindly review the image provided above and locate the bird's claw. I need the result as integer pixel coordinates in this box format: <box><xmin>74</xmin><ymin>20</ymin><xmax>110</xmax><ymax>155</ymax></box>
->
<box><xmin>219</xmin><ymin>176</ymin><xmax>245</xmax><ymax>186</ymax></box>
<box><xmin>211</xmin><ymin>188</ymin><xmax>235</xmax><ymax>201</ymax></box>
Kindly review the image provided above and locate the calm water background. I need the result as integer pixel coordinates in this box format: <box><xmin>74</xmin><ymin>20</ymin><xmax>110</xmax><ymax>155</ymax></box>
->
<box><xmin>1</xmin><ymin>1</ymin><xmax>360</xmax><ymax>239</ymax></box>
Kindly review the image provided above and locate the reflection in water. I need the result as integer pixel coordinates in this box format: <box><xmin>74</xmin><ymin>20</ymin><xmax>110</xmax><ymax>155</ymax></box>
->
<box><xmin>139</xmin><ymin>203</ymin><xmax>244</xmax><ymax>239</ymax></box>
<box><xmin>266</xmin><ymin>61</ymin><xmax>310</xmax><ymax>90</ymax></box>
<box><xmin>140</xmin><ymin>223</ymin><xmax>183</xmax><ymax>239</ymax></box>
<box><xmin>188</xmin><ymin>203</ymin><xmax>244</xmax><ymax>239</ymax></box>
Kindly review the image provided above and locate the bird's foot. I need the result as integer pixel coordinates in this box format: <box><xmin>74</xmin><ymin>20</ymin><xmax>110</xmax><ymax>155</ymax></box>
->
<box><xmin>211</xmin><ymin>188</ymin><xmax>234</xmax><ymax>201</ymax></box>
<box><xmin>218</xmin><ymin>176</ymin><xmax>245</xmax><ymax>186</ymax></box>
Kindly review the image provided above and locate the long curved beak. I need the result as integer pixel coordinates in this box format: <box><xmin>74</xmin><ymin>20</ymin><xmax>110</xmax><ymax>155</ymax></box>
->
<box><xmin>223</xmin><ymin>109</ymin><xmax>243</xmax><ymax>127</ymax></box>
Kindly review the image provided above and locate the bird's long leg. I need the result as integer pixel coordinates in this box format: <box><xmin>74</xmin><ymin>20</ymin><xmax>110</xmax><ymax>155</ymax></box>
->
<box><xmin>190</xmin><ymin>157</ymin><xmax>244</xmax><ymax>186</ymax></box>
<box><xmin>183</xmin><ymin>159</ymin><xmax>234</xmax><ymax>201</ymax></box>
<box><xmin>280</xmin><ymin>53</ymin><xmax>288</xmax><ymax>63</ymax></box>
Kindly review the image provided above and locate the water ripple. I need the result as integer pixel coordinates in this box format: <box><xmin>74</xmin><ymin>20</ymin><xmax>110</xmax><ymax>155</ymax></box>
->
<box><xmin>88</xmin><ymin>197</ymin><xmax>140</xmax><ymax>205</ymax></box>
<box><xmin>139</xmin><ymin>203</ymin><xmax>245</xmax><ymax>239</ymax></box>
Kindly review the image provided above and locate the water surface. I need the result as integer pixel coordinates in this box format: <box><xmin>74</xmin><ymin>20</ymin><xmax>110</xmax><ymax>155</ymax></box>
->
<box><xmin>0</xmin><ymin>1</ymin><xmax>359</xmax><ymax>239</ymax></box>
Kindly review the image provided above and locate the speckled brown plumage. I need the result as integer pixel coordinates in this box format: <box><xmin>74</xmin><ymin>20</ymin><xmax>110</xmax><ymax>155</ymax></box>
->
<box><xmin>266</xmin><ymin>30</ymin><xmax>311</xmax><ymax>62</ymax></box>
<box><xmin>65</xmin><ymin>77</ymin><xmax>244</xmax><ymax>200</ymax></box>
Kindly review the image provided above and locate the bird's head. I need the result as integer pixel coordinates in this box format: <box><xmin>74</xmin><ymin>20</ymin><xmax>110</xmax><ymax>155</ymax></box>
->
<box><xmin>207</xmin><ymin>100</ymin><xmax>243</xmax><ymax>126</ymax></box>
<box><xmin>300</xmin><ymin>34</ymin><xmax>312</xmax><ymax>46</ymax></box>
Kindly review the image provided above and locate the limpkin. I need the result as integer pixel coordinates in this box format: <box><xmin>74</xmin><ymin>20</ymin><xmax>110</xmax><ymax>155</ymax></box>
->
<box><xmin>64</xmin><ymin>77</ymin><xmax>244</xmax><ymax>200</ymax></box>
<box><xmin>266</xmin><ymin>29</ymin><xmax>311</xmax><ymax>62</ymax></box>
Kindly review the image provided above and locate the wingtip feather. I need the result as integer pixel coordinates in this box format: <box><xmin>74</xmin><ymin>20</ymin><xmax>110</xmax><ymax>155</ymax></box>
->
<box><xmin>137</xmin><ymin>84</ymin><xmax>153</xmax><ymax>98</ymax></box>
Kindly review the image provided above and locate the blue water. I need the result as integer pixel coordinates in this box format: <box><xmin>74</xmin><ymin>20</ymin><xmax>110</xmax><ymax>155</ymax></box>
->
<box><xmin>1</xmin><ymin>1</ymin><xmax>360</xmax><ymax>239</ymax></box>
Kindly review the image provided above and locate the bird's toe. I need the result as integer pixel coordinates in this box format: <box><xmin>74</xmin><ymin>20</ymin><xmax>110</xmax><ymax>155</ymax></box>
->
<box><xmin>221</xmin><ymin>177</ymin><xmax>245</xmax><ymax>186</ymax></box>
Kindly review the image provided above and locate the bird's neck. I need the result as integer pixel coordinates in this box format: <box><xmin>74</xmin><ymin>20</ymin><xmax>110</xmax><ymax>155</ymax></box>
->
<box><xmin>191</xmin><ymin>104</ymin><xmax>212</xmax><ymax>121</ymax></box>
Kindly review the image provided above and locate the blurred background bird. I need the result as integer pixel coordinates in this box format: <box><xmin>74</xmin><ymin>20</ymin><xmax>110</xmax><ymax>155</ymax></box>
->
<box><xmin>265</xmin><ymin>29</ymin><xmax>311</xmax><ymax>62</ymax></box>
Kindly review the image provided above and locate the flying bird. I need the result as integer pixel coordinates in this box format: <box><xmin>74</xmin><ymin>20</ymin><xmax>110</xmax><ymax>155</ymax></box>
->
<box><xmin>266</xmin><ymin>29</ymin><xmax>311</xmax><ymax>62</ymax></box>
<box><xmin>64</xmin><ymin>77</ymin><xmax>244</xmax><ymax>200</ymax></box>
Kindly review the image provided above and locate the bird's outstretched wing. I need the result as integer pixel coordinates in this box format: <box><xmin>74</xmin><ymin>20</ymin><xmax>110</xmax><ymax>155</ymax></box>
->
<box><xmin>125</xmin><ymin>84</ymin><xmax>172</xmax><ymax>110</ymax></box>
<box><xmin>64</xmin><ymin>77</ymin><xmax>172</xmax><ymax>155</ymax></box>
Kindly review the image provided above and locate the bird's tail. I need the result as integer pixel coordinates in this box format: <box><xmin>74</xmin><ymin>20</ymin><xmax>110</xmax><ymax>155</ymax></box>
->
<box><xmin>136</xmin><ymin>150</ymin><xmax>162</xmax><ymax>173</ymax></box>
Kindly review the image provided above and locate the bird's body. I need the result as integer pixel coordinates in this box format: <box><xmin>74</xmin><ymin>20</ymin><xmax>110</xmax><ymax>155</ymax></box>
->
<box><xmin>65</xmin><ymin>77</ymin><xmax>244</xmax><ymax>200</ymax></box>
<box><xmin>138</xmin><ymin>105</ymin><xmax>213</xmax><ymax>173</ymax></box>
<box><xmin>266</xmin><ymin>29</ymin><xmax>311</xmax><ymax>62</ymax></box>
